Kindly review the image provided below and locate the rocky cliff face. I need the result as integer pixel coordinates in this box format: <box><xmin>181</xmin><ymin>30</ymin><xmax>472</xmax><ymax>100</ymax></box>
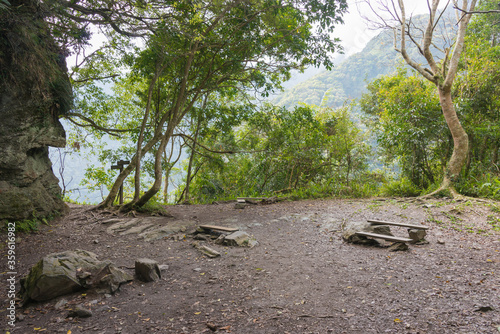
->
<box><xmin>0</xmin><ymin>86</ymin><xmax>69</xmax><ymax>220</ymax></box>
<box><xmin>0</xmin><ymin>0</ymin><xmax>71</xmax><ymax>220</ymax></box>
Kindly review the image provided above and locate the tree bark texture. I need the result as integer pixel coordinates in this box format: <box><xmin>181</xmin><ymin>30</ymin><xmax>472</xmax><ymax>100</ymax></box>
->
<box><xmin>437</xmin><ymin>88</ymin><xmax>469</xmax><ymax>182</ymax></box>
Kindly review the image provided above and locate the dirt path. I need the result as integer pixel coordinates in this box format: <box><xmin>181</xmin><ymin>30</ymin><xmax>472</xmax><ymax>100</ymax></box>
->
<box><xmin>2</xmin><ymin>198</ymin><xmax>500</xmax><ymax>333</ymax></box>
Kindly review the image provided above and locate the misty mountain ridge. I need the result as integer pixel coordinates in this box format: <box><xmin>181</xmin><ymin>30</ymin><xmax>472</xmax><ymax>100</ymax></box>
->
<box><xmin>273</xmin><ymin>9</ymin><xmax>455</xmax><ymax>109</ymax></box>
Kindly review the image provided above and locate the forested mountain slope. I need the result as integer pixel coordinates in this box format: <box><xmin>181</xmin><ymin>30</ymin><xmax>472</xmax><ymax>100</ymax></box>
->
<box><xmin>274</xmin><ymin>12</ymin><xmax>450</xmax><ymax>109</ymax></box>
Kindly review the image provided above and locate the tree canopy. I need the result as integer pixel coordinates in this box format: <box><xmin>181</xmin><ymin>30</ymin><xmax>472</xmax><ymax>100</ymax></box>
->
<box><xmin>59</xmin><ymin>0</ymin><xmax>349</xmax><ymax>208</ymax></box>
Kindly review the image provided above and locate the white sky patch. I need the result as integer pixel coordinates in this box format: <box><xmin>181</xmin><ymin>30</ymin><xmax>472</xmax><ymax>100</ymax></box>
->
<box><xmin>336</xmin><ymin>0</ymin><xmax>449</xmax><ymax>57</ymax></box>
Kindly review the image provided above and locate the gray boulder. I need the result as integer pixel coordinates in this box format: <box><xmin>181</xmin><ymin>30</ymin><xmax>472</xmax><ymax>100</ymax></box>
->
<box><xmin>135</xmin><ymin>258</ymin><xmax>161</xmax><ymax>282</ymax></box>
<box><xmin>20</xmin><ymin>249</ymin><xmax>133</xmax><ymax>302</ymax></box>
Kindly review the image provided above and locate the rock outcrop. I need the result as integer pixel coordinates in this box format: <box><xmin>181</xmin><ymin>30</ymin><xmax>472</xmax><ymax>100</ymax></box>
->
<box><xmin>20</xmin><ymin>249</ymin><xmax>133</xmax><ymax>303</ymax></box>
<box><xmin>0</xmin><ymin>0</ymin><xmax>71</xmax><ymax>220</ymax></box>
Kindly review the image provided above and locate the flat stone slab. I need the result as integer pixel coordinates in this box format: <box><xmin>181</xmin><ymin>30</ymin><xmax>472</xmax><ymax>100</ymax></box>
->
<box><xmin>106</xmin><ymin>219</ymin><xmax>144</xmax><ymax>234</ymax></box>
<box><xmin>105</xmin><ymin>218</ymin><xmax>197</xmax><ymax>241</ymax></box>
<box><xmin>120</xmin><ymin>222</ymin><xmax>156</xmax><ymax>236</ymax></box>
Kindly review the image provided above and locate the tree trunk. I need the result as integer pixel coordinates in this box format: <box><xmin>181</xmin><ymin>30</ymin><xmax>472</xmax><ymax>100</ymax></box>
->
<box><xmin>181</xmin><ymin>117</ymin><xmax>202</xmax><ymax>203</ymax></box>
<box><xmin>98</xmin><ymin>131</ymin><xmax>164</xmax><ymax>208</ymax></box>
<box><xmin>133</xmin><ymin>69</ymin><xmax>162</xmax><ymax>202</ymax></box>
<box><xmin>437</xmin><ymin>87</ymin><xmax>469</xmax><ymax>185</ymax></box>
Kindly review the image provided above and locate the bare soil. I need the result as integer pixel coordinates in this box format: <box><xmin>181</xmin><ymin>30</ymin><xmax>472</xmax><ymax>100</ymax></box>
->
<box><xmin>2</xmin><ymin>198</ymin><xmax>500</xmax><ymax>334</ymax></box>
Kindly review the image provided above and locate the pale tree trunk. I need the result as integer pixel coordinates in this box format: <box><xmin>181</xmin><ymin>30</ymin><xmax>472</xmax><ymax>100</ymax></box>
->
<box><xmin>179</xmin><ymin>123</ymin><xmax>199</xmax><ymax>203</ymax></box>
<box><xmin>364</xmin><ymin>0</ymin><xmax>477</xmax><ymax>197</ymax></box>
<box><xmin>163</xmin><ymin>139</ymin><xmax>184</xmax><ymax>202</ymax></box>
<box><xmin>133</xmin><ymin>67</ymin><xmax>162</xmax><ymax>203</ymax></box>
<box><xmin>134</xmin><ymin>129</ymin><xmax>172</xmax><ymax>207</ymax></box>
<box><xmin>437</xmin><ymin>87</ymin><xmax>469</xmax><ymax>190</ymax></box>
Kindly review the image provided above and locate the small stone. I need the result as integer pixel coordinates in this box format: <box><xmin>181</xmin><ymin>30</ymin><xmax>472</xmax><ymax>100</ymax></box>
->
<box><xmin>68</xmin><ymin>305</ymin><xmax>93</xmax><ymax>318</ymax></box>
<box><xmin>193</xmin><ymin>234</ymin><xmax>210</xmax><ymax>241</ymax></box>
<box><xmin>207</xmin><ymin>322</ymin><xmax>217</xmax><ymax>331</ymax></box>
<box><xmin>408</xmin><ymin>229</ymin><xmax>427</xmax><ymax>243</ymax></box>
<box><xmin>474</xmin><ymin>306</ymin><xmax>494</xmax><ymax>312</ymax></box>
<box><xmin>193</xmin><ymin>268</ymin><xmax>202</xmax><ymax>272</ymax></box>
<box><xmin>197</xmin><ymin>245</ymin><xmax>221</xmax><ymax>258</ymax></box>
<box><xmin>247</xmin><ymin>238</ymin><xmax>259</xmax><ymax>248</ymax></box>
<box><xmin>214</xmin><ymin>235</ymin><xmax>225</xmax><ymax>245</ymax></box>
<box><xmin>55</xmin><ymin>298</ymin><xmax>68</xmax><ymax>309</ymax></box>
<box><xmin>158</xmin><ymin>264</ymin><xmax>169</xmax><ymax>271</ymax></box>
<box><xmin>234</xmin><ymin>203</ymin><xmax>246</xmax><ymax>209</ymax></box>
<box><xmin>437</xmin><ymin>239</ymin><xmax>445</xmax><ymax>244</ymax></box>
<box><xmin>93</xmin><ymin>240</ymin><xmax>99</xmax><ymax>244</ymax></box>
<box><xmin>388</xmin><ymin>242</ymin><xmax>409</xmax><ymax>252</ymax></box>
<box><xmin>224</xmin><ymin>231</ymin><xmax>252</xmax><ymax>247</ymax></box>
<box><xmin>135</xmin><ymin>258</ymin><xmax>161</xmax><ymax>282</ymax></box>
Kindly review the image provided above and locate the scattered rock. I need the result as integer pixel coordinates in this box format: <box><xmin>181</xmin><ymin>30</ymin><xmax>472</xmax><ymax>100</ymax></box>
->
<box><xmin>234</xmin><ymin>203</ymin><xmax>246</xmax><ymax>209</ymax></box>
<box><xmin>192</xmin><ymin>242</ymin><xmax>221</xmax><ymax>258</ymax></box>
<box><xmin>158</xmin><ymin>264</ymin><xmax>169</xmax><ymax>272</ymax></box>
<box><xmin>54</xmin><ymin>298</ymin><xmax>68</xmax><ymax>310</ymax></box>
<box><xmin>207</xmin><ymin>322</ymin><xmax>218</xmax><ymax>331</ymax></box>
<box><xmin>20</xmin><ymin>249</ymin><xmax>133</xmax><ymax>303</ymax></box>
<box><xmin>214</xmin><ymin>235</ymin><xmax>225</xmax><ymax>245</ymax></box>
<box><xmin>408</xmin><ymin>229</ymin><xmax>427</xmax><ymax>243</ymax></box>
<box><xmin>101</xmin><ymin>218</ymin><xmax>123</xmax><ymax>225</ymax></box>
<box><xmin>437</xmin><ymin>239</ymin><xmax>446</xmax><ymax>244</ymax></box>
<box><xmin>474</xmin><ymin>306</ymin><xmax>494</xmax><ymax>312</ymax></box>
<box><xmin>193</xmin><ymin>234</ymin><xmax>210</xmax><ymax>241</ymax></box>
<box><xmin>67</xmin><ymin>305</ymin><xmax>93</xmax><ymax>318</ymax></box>
<box><xmin>120</xmin><ymin>222</ymin><xmax>155</xmax><ymax>236</ymax></box>
<box><xmin>135</xmin><ymin>258</ymin><xmax>161</xmax><ymax>282</ymax></box>
<box><xmin>106</xmin><ymin>218</ymin><xmax>143</xmax><ymax>234</ymax></box>
<box><xmin>138</xmin><ymin>220</ymin><xmax>195</xmax><ymax>241</ymax></box>
<box><xmin>224</xmin><ymin>231</ymin><xmax>254</xmax><ymax>247</ymax></box>
<box><xmin>388</xmin><ymin>242</ymin><xmax>409</xmax><ymax>252</ymax></box>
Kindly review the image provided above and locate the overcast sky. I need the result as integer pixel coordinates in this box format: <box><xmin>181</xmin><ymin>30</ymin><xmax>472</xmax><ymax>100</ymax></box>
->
<box><xmin>336</xmin><ymin>0</ymin><xmax>449</xmax><ymax>57</ymax></box>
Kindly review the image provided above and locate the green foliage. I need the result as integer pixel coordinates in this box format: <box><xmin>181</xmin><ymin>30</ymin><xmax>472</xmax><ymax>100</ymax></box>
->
<box><xmin>486</xmin><ymin>215</ymin><xmax>500</xmax><ymax>232</ymax></box>
<box><xmin>379</xmin><ymin>177</ymin><xmax>421</xmax><ymax>197</ymax></box>
<box><xmin>456</xmin><ymin>174</ymin><xmax>500</xmax><ymax>200</ymax></box>
<box><xmin>81</xmin><ymin>165</ymin><xmax>118</xmax><ymax>201</ymax></box>
<box><xmin>187</xmin><ymin>102</ymin><xmax>373</xmax><ymax>203</ymax></box>
<box><xmin>5</xmin><ymin>211</ymin><xmax>54</xmax><ymax>233</ymax></box>
<box><xmin>360</xmin><ymin>68</ymin><xmax>448</xmax><ymax>190</ymax></box>
<box><xmin>134</xmin><ymin>196</ymin><xmax>169</xmax><ymax>215</ymax></box>
<box><xmin>66</xmin><ymin>0</ymin><xmax>349</xmax><ymax>207</ymax></box>
<box><xmin>456</xmin><ymin>0</ymin><xmax>500</xmax><ymax>178</ymax></box>
<box><xmin>0</xmin><ymin>0</ymin><xmax>10</xmax><ymax>11</ymax></box>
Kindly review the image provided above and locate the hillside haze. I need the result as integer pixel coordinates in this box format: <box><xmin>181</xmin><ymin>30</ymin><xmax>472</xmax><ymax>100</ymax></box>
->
<box><xmin>274</xmin><ymin>10</ymin><xmax>454</xmax><ymax>109</ymax></box>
